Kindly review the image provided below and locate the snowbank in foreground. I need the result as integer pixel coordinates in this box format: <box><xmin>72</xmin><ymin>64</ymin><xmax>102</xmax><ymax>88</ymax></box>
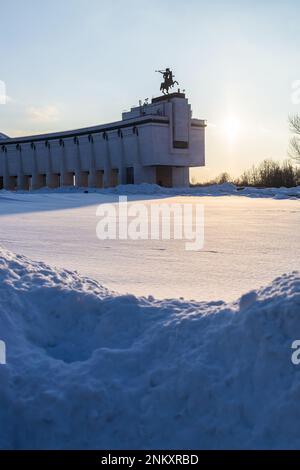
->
<box><xmin>0</xmin><ymin>246</ymin><xmax>300</xmax><ymax>450</ymax></box>
<box><xmin>1</xmin><ymin>182</ymin><xmax>300</xmax><ymax>199</ymax></box>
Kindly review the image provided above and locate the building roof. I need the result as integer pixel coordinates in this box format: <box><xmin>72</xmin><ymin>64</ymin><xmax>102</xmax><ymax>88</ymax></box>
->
<box><xmin>0</xmin><ymin>133</ymin><xmax>9</xmax><ymax>140</ymax></box>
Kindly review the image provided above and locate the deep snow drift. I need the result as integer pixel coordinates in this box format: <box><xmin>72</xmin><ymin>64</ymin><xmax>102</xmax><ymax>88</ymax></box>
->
<box><xmin>1</xmin><ymin>246</ymin><xmax>300</xmax><ymax>449</ymax></box>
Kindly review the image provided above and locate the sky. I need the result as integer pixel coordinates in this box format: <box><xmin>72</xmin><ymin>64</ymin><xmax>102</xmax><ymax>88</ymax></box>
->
<box><xmin>0</xmin><ymin>0</ymin><xmax>300</xmax><ymax>181</ymax></box>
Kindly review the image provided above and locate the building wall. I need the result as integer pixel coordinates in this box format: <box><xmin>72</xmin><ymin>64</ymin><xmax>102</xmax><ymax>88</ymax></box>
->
<box><xmin>0</xmin><ymin>93</ymin><xmax>206</xmax><ymax>189</ymax></box>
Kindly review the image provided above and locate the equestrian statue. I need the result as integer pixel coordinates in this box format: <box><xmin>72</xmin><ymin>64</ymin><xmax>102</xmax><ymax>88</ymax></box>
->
<box><xmin>155</xmin><ymin>68</ymin><xmax>179</xmax><ymax>95</ymax></box>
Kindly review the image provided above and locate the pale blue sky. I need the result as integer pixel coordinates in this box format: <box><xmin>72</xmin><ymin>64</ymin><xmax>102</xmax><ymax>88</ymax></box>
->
<box><xmin>0</xmin><ymin>0</ymin><xmax>299</xmax><ymax>180</ymax></box>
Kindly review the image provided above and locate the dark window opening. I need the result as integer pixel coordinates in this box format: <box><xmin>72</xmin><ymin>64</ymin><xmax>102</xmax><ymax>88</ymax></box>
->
<box><xmin>126</xmin><ymin>167</ymin><xmax>134</xmax><ymax>185</ymax></box>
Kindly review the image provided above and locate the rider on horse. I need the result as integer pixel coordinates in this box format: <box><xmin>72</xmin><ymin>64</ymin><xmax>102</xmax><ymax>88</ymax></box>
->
<box><xmin>156</xmin><ymin>68</ymin><xmax>179</xmax><ymax>95</ymax></box>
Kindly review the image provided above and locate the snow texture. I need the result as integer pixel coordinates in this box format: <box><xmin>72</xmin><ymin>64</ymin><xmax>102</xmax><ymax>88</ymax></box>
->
<box><xmin>1</xmin><ymin>182</ymin><xmax>300</xmax><ymax>199</ymax></box>
<box><xmin>108</xmin><ymin>183</ymin><xmax>300</xmax><ymax>200</ymax></box>
<box><xmin>0</xmin><ymin>190</ymin><xmax>299</xmax><ymax>302</ymax></box>
<box><xmin>0</xmin><ymin>246</ymin><xmax>300</xmax><ymax>449</ymax></box>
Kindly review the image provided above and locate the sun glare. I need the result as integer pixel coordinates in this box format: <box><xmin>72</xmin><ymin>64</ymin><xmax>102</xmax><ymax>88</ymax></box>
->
<box><xmin>223</xmin><ymin>116</ymin><xmax>241</xmax><ymax>142</ymax></box>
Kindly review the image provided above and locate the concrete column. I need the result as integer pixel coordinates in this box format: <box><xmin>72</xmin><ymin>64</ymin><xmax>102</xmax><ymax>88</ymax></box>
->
<box><xmin>103</xmin><ymin>135</ymin><xmax>111</xmax><ymax>188</ymax></box>
<box><xmin>17</xmin><ymin>174</ymin><xmax>26</xmax><ymax>190</ymax></box>
<box><xmin>118</xmin><ymin>167</ymin><xmax>125</xmax><ymax>185</ymax></box>
<box><xmin>172</xmin><ymin>167</ymin><xmax>190</xmax><ymax>187</ymax></box>
<box><xmin>17</xmin><ymin>146</ymin><xmax>25</xmax><ymax>190</ymax></box>
<box><xmin>46</xmin><ymin>142</ymin><xmax>52</xmax><ymax>187</ymax></box>
<box><xmin>2</xmin><ymin>148</ymin><xmax>10</xmax><ymax>190</ymax></box>
<box><xmin>59</xmin><ymin>139</ymin><xmax>65</xmax><ymax>187</ymax></box>
<box><xmin>59</xmin><ymin>139</ymin><xmax>73</xmax><ymax>187</ymax></box>
<box><xmin>118</xmin><ymin>130</ymin><xmax>125</xmax><ymax>185</ymax></box>
<box><xmin>45</xmin><ymin>142</ymin><xmax>57</xmax><ymax>188</ymax></box>
<box><xmin>131</xmin><ymin>128</ymin><xmax>144</xmax><ymax>185</ymax></box>
<box><xmin>74</xmin><ymin>137</ymin><xmax>82</xmax><ymax>187</ymax></box>
<box><xmin>88</xmin><ymin>136</ymin><xmax>96</xmax><ymax>187</ymax></box>
<box><xmin>134</xmin><ymin>127</ymin><xmax>142</xmax><ymax>165</ymax></box>
<box><xmin>31</xmin><ymin>144</ymin><xmax>44</xmax><ymax>189</ymax></box>
<box><xmin>134</xmin><ymin>165</ymin><xmax>156</xmax><ymax>185</ymax></box>
<box><xmin>92</xmin><ymin>170</ymin><xmax>102</xmax><ymax>188</ymax></box>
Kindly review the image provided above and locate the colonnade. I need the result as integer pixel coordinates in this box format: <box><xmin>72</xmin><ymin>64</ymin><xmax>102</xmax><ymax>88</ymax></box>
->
<box><xmin>0</xmin><ymin>126</ymin><xmax>140</xmax><ymax>190</ymax></box>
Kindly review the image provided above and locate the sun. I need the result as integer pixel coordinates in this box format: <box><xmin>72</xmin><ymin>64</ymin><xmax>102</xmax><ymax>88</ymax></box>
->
<box><xmin>223</xmin><ymin>116</ymin><xmax>241</xmax><ymax>142</ymax></box>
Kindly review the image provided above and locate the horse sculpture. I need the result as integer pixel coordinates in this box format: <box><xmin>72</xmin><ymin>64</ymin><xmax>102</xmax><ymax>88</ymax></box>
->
<box><xmin>156</xmin><ymin>68</ymin><xmax>179</xmax><ymax>95</ymax></box>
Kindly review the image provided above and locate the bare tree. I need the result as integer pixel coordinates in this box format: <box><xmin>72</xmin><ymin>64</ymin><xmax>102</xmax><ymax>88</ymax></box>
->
<box><xmin>217</xmin><ymin>172</ymin><xmax>231</xmax><ymax>184</ymax></box>
<box><xmin>237</xmin><ymin>159</ymin><xmax>298</xmax><ymax>187</ymax></box>
<box><xmin>289</xmin><ymin>115</ymin><xmax>300</xmax><ymax>162</ymax></box>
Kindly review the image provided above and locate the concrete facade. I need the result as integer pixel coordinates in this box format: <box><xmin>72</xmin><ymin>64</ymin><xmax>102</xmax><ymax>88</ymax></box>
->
<box><xmin>0</xmin><ymin>93</ymin><xmax>206</xmax><ymax>190</ymax></box>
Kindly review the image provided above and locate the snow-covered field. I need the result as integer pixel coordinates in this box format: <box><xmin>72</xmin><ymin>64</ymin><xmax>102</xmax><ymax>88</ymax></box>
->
<box><xmin>0</xmin><ymin>184</ymin><xmax>299</xmax><ymax>449</ymax></box>
<box><xmin>0</xmin><ymin>184</ymin><xmax>299</xmax><ymax>301</ymax></box>
<box><xmin>0</xmin><ymin>246</ymin><xmax>300</xmax><ymax>449</ymax></box>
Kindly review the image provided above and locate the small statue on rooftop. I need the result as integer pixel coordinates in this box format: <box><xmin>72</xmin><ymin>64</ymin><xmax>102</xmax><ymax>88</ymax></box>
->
<box><xmin>156</xmin><ymin>68</ymin><xmax>179</xmax><ymax>95</ymax></box>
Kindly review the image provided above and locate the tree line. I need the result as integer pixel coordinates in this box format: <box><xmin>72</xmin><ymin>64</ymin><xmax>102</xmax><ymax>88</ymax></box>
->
<box><xmin>191</xmin><ymin>114</ymin><xmax>300</xmax><ymax>188</ymax></box>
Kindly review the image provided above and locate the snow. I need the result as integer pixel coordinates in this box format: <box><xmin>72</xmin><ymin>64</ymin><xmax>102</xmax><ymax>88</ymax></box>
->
<box><xmin>108</xmin><ymin>182</ymin><xmax>300</xmax><ymax>200</ymax></box>
<box><xmin>2</xmin><ymin>182</ymin><xmax>300</xmax><ymax>198</ymax></box>
<box><xmin>0</xmin><ymin>186</ymin><xmax>299</xmax><ymax>449</ymax></box>
<box><xmin>0</xmin><ymin>245</ymin><xmax>300</xmax><ymax>449</ymax></box>
<box><xmin>0</xmin><ymin>189</ymin><xmax>299</xmax><ymax>302</ymax></box>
